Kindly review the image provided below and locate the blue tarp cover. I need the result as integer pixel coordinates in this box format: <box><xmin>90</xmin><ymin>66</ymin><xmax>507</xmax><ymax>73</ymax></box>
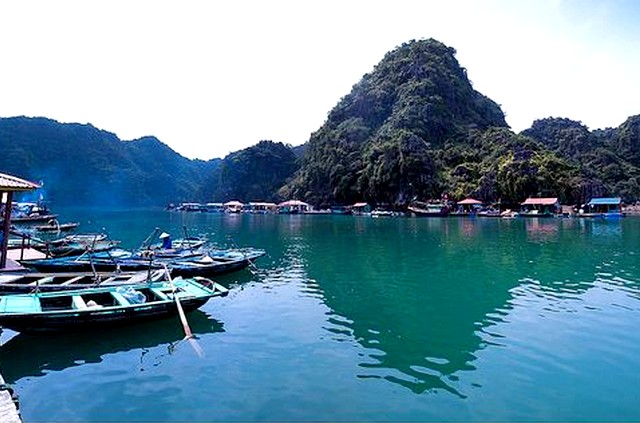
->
<box><xmin>587</xmin><ymin>197</ymin><xmax>622</xmax><ymax>205</ymax></box>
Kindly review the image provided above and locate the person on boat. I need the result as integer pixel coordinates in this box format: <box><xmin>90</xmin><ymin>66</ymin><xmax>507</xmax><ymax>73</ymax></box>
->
<box><xmin>159</xmin><ymin>232</ymin><xmax>172</xmax><ymax>249</ymax></box>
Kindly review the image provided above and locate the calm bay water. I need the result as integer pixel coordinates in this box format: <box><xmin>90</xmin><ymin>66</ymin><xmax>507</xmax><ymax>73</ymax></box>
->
<box><xmin>2</xmin><ymin>208</ymin><xmax>640</xmax><ymax>421</ymax></box>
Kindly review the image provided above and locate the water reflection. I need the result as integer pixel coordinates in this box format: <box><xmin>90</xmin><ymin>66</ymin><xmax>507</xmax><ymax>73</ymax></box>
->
<box><xmin>0</xmin><ymin>311</ymin><xmax>223</xmax><ymax>383</ymax></box>
<box><xmin>293</xmin><ymin>216</ymin><xmax>640</xmax><ymax>397</ymax></box>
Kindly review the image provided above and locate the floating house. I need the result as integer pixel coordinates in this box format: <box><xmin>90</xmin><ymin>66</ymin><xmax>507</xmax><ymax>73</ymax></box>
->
<box><xmin>278</xmin><ymin>200</ymin><xmax>310</xmax><ymax>214</ymax></box>
<box><xmin>223</xmin><ymin>200</ymin><xmax>244</xmax><ymax>213</ymax></box>
<box><xmin>453</xmin><ymin>198</ymin><xmax>483</xmax><ymax>215</ymax></box>
<box><xmin>351</xmin><ymin>202</ymin><xmax>371</xmax><ymax>215</ymax></box>
<box><xmin>519</xmin><ymin>197</ymin><xmax>559</xmax><ymax>217</ymax></box>
<box><xmin>580</xmin><ymin>197</ymin><xmax>624</xmax><ymax>218</ymax></box>
<box><xmin>1</xmin><ymin>172</ymin><xmax>40</xmax><ymax>269</ymax></box>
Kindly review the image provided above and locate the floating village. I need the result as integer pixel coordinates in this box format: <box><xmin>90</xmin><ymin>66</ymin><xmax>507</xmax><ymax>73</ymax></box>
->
<box><xmin>167</xmin><ymin>195</ymin><xmax>628</xmax><ymax>219</ymax></box>
<box><xmin>0</xmin><ymin>170</ymin><xmax>633</xmax><ymax>421</ymax></box>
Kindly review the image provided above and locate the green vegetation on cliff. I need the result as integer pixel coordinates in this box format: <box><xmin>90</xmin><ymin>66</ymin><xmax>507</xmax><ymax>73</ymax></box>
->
<box><xmin>283</xmin><ymin>39</ymin><xmax>639</xmax><ymax>206</ymax></box>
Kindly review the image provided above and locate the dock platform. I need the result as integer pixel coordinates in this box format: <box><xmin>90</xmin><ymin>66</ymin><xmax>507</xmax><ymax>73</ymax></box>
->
<box><xmin>0</xmin><ymin>372</ymin><xmax>21</xmax><ymax>423</ymax></box>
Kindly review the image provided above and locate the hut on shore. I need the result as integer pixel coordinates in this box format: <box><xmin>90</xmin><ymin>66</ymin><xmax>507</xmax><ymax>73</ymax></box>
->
<box><xmin>1</xmin><ymin>172</ymin><xmax>40</xmax><ymax>269</ymax></box>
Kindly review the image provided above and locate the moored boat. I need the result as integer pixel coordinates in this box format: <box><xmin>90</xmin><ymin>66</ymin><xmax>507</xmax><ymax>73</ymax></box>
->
<box><xmin>0</xmin><ymin>269</ymin><xmax>167</xmax><ymax>294</ymax></box>
<box><xmin>408</xmin><ymin>201</ymin><xmax>450</xmax><ymax>217</ymax></box>
<box><xmin>18</xmin><ymin>247</ymin><xmax>266</xmax><ymax>277</ymax></box>
<box><xmin>34</xmin><ymin>221</ymin><xmax>80</xmax><ymax>232</ymax></box>
<box><xmin>0</xmin><ymin>275</ymin><xmax>228</xmax><ymax>333</ymax></box>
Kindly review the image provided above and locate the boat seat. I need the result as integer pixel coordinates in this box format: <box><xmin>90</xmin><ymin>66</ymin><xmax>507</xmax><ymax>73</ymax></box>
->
<box><xmin>28</xmin><ymin>276</ymin><xmax>54</xmax><ymax>286</ymax></box>
<box><xmin>72</xmin><ymin>296</ymin><xmax>87</xmax><ymax>309</ymax></box>
<box><xmin>61</xmin><ymin>276</ymin><xmax>86</xmax><ymax>286</ymax></box>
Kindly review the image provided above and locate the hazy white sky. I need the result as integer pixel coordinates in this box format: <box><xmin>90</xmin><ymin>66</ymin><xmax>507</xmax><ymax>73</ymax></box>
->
<box><xmin>1</xmin><ymin>0</ymin><xmax>639</xmax><ymax>160</ymax></box>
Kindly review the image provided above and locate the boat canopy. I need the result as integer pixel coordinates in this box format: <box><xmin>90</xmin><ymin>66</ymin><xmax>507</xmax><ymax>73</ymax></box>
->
<box><xmin>587</xmin><ymin>197</ymin><xmax>622</xmax><ymax>206</ymax></box>
<box><xmin>352</xmin><ymin>202</ymin><xmax>369</xmax><ymax>208</ymax></box>
<box><xmin>521</xmin><ymin>197</ymin><xmax>558</xmax><ymax>206</ymax></box>
<box><xmin>457</xmin><ymin>198</ymin><xmax>482</xmax><ymax>205</ymax></box>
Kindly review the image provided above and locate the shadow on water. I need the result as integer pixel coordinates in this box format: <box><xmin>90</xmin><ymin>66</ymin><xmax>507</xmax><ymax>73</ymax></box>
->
<box><xmin>0</xmin><ymin>310</ymin><xmax>224</xmax><ymax>383</ymax></box>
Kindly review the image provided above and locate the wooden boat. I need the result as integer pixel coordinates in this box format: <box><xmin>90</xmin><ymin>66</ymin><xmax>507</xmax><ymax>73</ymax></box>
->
<box><xmin>19</xmin><ymin>248</ymin><xmax>266</xmax><ymax>277</ymax></box>
<box><xmin>169</xmin><ymin>248</ymin><xmax>266</xmax><ymax>277</ymax></box>
<box><xmin>34</xmin><ymin>221</ymin><xmax>80</xmax><ymax>232</ymax></box>
<box><xmin>0</xmin><ymin>269</ymin><xmax>167</xmax><ymax>294</ymax></box>
<box><xmin>33</xmin><ymin>233</ymin><xmax>120</xmax><ymax>257</ymax></box>
<box><xmin>136</xmin><ymin>236</ymin><xmax>207</xmax><ymax>259</ymax></box>
<box><xmin>408</xmin><ymin>201</ymin><xmax>449</xmax><ymax>217</ymax></box>
<box><xmin>0</xmin><ymin>275</ymin><xmax>228</xmax><ymax>333</ymax></box>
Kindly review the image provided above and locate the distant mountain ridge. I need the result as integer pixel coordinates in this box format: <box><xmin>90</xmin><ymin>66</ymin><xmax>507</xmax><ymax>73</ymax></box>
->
<box><xmin>0</xmin><ymin>116</ymin><xmax>294</xmax><ymax>206</ymax></box>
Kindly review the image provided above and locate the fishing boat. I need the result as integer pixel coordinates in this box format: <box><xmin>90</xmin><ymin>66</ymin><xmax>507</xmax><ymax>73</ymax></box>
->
<box><xmin>408</xmin><ymin>201</ymin><xmax>450</xmax><ymax>217</ymax></box>
<box><xmin>3</xmin><ymin>202</ymin><xmax>58</xmax><ymax>224</ymax></box>
<box><xmin>169</xmin><ymin>248</ymin><xmax>266</xmax><ymax>277</ymax></box>
<box><xmin>33</xmin><ymin>233</ymin><xmax>120</xmax><ymax>257</ymax></box>
<box><xmin>34</xmin><ymin>221</ymin><xmax>80</xmax><ymax>233</ymax></box>
<box><xmin>18</xmin><ymin>247</ymin><xmax>266</xmax><ymax>277</ymax></box>
<box><xmin>0</xmin><ymin>275</ymin><xmax>228</xmax><ymax>333</ymax></box>
<box><xmin>0</xmin><ymin>269</ymin><xmax>167</xmax><ymax>294</ymax></box>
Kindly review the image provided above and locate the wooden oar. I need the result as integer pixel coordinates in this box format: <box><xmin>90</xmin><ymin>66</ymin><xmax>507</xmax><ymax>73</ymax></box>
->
<box><xmin>163</xmin><ymin>265</ymin><xmax>204</xmax><ymax>357</ymax></box>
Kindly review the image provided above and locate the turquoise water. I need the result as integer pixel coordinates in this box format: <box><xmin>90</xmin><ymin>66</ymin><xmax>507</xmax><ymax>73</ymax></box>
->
<box><xmin>2</xmin><ymin>209</ymin><xmax>640</xmax><ymax>421</ymax></box>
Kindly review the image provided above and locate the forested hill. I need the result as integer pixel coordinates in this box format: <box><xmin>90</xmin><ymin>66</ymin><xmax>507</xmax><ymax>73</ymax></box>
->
<box><xmin>281</xmin><ymin>38</ymin><xmax>509</xmax><ymax>206</ymax></box>
<box><xmin>0</xmin><ymin>117</ymin><xmax>296</xmax><ymax>206</ymax></box>
<box><xmin>282</xmin><ymin>38</ymin><xmax>640</xmax><ymax>206</ymax></box>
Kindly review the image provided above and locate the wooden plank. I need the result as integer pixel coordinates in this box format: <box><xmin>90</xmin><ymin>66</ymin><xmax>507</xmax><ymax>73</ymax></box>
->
<box><xmin>0</xmin><ymin>372</ymin><xmax>22</xmax><ymax>423</ymax></box>
<box><xmin>60</xmin><ymin>276</ymin><xmax>86</xmax><ymax>286</ymax></box>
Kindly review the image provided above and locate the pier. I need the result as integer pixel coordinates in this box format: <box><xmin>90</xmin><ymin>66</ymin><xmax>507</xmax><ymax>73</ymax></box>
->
<box><xmin>0</xmin><ymin>372</ymin><xmax>21</xmax><ymax>423</ymax></box>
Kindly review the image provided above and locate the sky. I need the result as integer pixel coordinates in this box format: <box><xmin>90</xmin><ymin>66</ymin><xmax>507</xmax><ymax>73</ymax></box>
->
<box><xmin>1</xmin><ymin>0</ymin><xmax>639</xmax><ymax>161</ymax></box>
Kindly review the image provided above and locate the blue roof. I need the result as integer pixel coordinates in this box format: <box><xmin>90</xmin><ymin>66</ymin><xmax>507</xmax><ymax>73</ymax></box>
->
<box><xmin>587</xmin><ymin>197</ymin><xmax>622</xmax><ymax>205</ymax></box>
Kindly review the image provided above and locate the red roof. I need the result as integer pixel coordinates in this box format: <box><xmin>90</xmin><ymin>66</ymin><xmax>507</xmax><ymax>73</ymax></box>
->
<box><xmin>457</xmin><ymin>198</ymin><xmax>482</xmax><ymax>205</ymax></box>
<box><xmin>521</xmin><ymin>197</ymin><xmax>558</xmax><ymax>205</ymax></box>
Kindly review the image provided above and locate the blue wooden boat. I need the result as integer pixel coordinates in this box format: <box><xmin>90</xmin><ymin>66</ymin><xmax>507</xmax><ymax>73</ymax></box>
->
<box><xmin>18</xmin><ymin>248</ymin><xmax>266</xmax><ymax>277</ymax></box>
<box><xmin>0</xmin><ymin>276</ymin><xmax>228</xmax><ymax>333</ymax></box>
